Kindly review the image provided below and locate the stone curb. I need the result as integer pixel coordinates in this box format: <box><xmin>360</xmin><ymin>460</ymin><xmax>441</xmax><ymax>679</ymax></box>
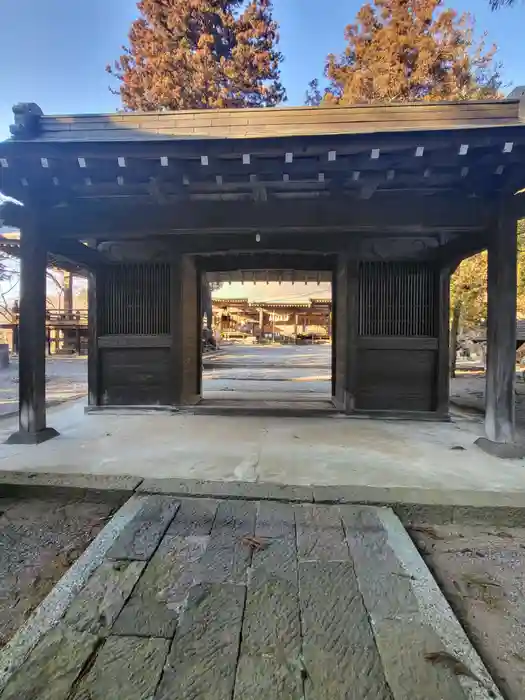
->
<box><xmin>346</xmin><ymin>506</ymin><xmax>502</xmax><ymax>699</ymax></box>
<box><xmin>0</xmin><ymin>471</ymin><xmax>143</xmax><ymax>501</ymax></box>
<box><xmin>0</xmin><ymin>495</ymin><xmax>147</xmax><ymax>692</ymax></box>
<box><xmin>138</xmin><ymin>479</ymin><xmax>525</xmax><ymax>526</ymax></box>
<box><xmin>138</xmin><ymin>477</ymin><xmax>525</xmax><ymax>508</ymax></box>
<box><xmin>137</xmin><ymin>478</ymin><xmax>314</xmax><ymax>503</ymax></box>
<box><xmin>2</xmin><ymin>471</ymin><xmax>525</xmax><ymax>525</ymax></box>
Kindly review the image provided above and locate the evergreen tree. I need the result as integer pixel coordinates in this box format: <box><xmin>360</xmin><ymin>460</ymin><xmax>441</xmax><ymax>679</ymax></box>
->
<box><xmin>108</xmin><ymin>0</ymin><xmax>285</xmax><ymax>110</ymax></box>
<box><xmin>316</xmin><ymin>0</ymin><xmax>501</xmax><ymax>105</ymax></box>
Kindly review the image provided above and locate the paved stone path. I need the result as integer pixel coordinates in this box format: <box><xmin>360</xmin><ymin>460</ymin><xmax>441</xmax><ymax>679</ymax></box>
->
<box><xmin>0</xmin><ymin>496</ymin><xmax>500</xmax><ymax>699</ymax></box>
<box><xmin>203</xmin><ymin>343</ymin><xmax>331</xmax><ymax>399</ymax></box>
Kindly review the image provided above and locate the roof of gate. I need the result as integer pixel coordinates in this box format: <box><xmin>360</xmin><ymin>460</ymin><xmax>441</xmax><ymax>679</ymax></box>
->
<box><xmin>5</xmin><ymin>98</ymin><xmax>525</xmax><ymax>143</ymax></box>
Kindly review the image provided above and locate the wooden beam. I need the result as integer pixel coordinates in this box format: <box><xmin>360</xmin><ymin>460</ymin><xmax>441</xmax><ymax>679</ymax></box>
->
<box><xmin>3</xmin><ymin>151</ymin><xmax>523</xmax><ymax>207</ymax></box>
<box><xmin>47</xmin><ymin>238</ymin><xmax>106</xmax><ymax>270</ymax></box>
<box><xmin>3</xmin><ymin>121</ymin><xmax>525</xmax><ymax>162</ymax></box>
<box><xmin>6</xmin><ymin>220</ymin><xmax>59</xmax><ymax>444</ymax></box>
<box><xmin>436</xmin><ymin>231</ymin><xmax>490</xmax><ymax>267</ymax></box>
<box><xmin>36</xmin><ymin>194</ymin><xmax>493</xmax><ymax>240</ymax></box>
<box><xmin>197</xmin><ymin>253</ymin><xmax>336</xmax><ymax>272</ymax></box>
<box><xmin>9</xmin><ymin>147</ymin><xmax>524</xmax><ymax>186</ymax></box>
<box><xmin>509</xmin><ymin>192</ymin><xmax>525</xmax><ymax>219</ymax></box>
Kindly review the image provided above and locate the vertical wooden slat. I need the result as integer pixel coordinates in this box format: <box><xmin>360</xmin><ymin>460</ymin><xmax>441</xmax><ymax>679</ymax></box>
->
<box><xmin>358</xmin><ymin>262</ymin><xmax>437</xmax><ymax>338</ymax></box>
<box><xmin>100</xmin><ymin>263</ymin><xmax>171</xmax><ymax>336</ymax></box>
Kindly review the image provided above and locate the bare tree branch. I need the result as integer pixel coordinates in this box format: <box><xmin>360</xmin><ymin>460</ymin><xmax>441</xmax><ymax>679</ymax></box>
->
<box><xmin>490</xmin><ymin>0</ymin><xmax>517</xmax><ymax>8</ymax></box>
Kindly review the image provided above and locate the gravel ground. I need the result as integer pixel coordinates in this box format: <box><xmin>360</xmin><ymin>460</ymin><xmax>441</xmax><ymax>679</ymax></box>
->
<box><xmin>0</xmin><ymin>356</ymin><xmax>87</xmax><ymax>417</ymax></box>
<box><xmin>451</xmin><ymin>372</ymin><xmax>525</xmax><ymax>433</ymax></box>
<box><xmin>0</xmin><ymin>494</ymin><xmax>119</xmax><ymax>648</ymax></box>
<box><xmin>409</xmin><ymin>523</ymin><xmax>525</xmax><ymax>700</ymax></box>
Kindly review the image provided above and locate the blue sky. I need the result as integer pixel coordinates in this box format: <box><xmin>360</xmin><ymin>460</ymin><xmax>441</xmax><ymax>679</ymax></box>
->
<box><xmin>0</xmin><ymin>0</ymin><xmax>524</xmax><ymax>139</ymax></box>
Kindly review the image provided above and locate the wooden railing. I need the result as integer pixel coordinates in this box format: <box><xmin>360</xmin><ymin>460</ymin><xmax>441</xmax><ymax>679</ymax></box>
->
<box><xmin>45</xmin><ymin>309</ymin><xmax>88</xmax><ymax>326</ymax></box>
<box><xmin>5</xmin><ymin>309</ymin><xmax>89</xmax><ymax>326</ymax></box>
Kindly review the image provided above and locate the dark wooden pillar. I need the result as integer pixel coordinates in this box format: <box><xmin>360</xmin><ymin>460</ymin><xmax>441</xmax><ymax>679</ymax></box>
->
<box><xmin>6</xmin><ymin>222</ymin><xmax>58</xmax><ymax>444</ymax></box>
<box><xmin>333</xmin><ymin>256</ymin><xmax>358</xmax><ymax>412</ymax></box>
<box><xmin>476</xmin><ymin>213</ymin><xmax>524</xmax><ymax>457</ymax></box>
<box><xmin>436</xmin><ymin>265</ymin><xmax>451</xmax><ymax>417</ymax></box>
<box><xmin>87</xmin><ymin>271</ymin><xmax>100</xmax><ymax>406</ymax></box>
<box><xmin>331</xmin><ymin>270</ymin><xmax>337</xmax><ymax>397</ymax></box>
<box><xmin>171</xmin><ymin>255</ymin><xmax>201</xmax><ymax>405</ymax></box>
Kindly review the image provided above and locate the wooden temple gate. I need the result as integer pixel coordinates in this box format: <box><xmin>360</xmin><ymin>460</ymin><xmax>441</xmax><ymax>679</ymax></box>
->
<box><xmin>1</xmin><ymin>98</ymin><xmax>525</xmax><ymax>457</ymax></box>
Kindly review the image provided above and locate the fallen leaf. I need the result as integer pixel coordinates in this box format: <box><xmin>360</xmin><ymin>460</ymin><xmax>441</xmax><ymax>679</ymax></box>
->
<box><xmin>242</xmin><ymin>535</ymin><xmax>268</xmax><ymax>551</ymax></box>
<box><xmin>425</xmin><ymin>651</ymin><xmax>491</xmax><ymax>692</ymax></box>
<box><xmin>409</xmin><ymin>525</ymin><xmax>444</xmax><ymax>540</ymax></box>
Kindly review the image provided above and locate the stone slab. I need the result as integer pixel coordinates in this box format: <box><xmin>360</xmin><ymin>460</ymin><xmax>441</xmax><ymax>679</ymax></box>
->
<box><xmin>72</xmin><ymin>636</ymin><xmax>169</xmax><ymax>700</ymax></box>
<box><xmin>298</xmin><ymin>561</ymin><xmax>392</xmax><ymax>700</ymax></box>
<box><xmin>113</xmin><ymin>535</ymin><xmax>208</xmax><ymax>638</ymax></box>
<box><xmin>234</xmin><ymin>570</ymin><xmax>302</xmax><ymax>700</ymax></box>
<box><xmin>113</xmin><ymin>499</ymin><xmax>217</xmax><ymax>637</ymax></box>
<box><xmin>63</xmin><ymin>560</ymin><xmax>146</xmax><ymax>635</ymax></box>
<box><xmin>348</xmin><ymin>506</ymin><xmax>502</xmax><ymax>700</ymax></box>
<box><xmin>138</xmin><ymin>478</ymin><xmax>314</xmax><ymax>502</ymax></box>
<box><xmin>0</xmin><ymin>624</ymin><xmax>98</xmax><ymax>700</ymax></box>
<box><xmin>195</xmin><ymin>499</ymin><xmax>256</xmax><ymax>584</ymax></box>
<box><xmin>373</xmin><ymin>620</ymin><xmax>469</xmax><ymax>700</ymax></box>
<box><xmin>252</xmin><ymin>501</ymin><xmax>298</xmax><ymax>582</ymax></box>
<box><xmin>234</xmin><ymin>502</ymin><xmax>302</xmax><ymax>700</ymax></box>
<box><xmin>342</xmin><ymin>507</ymin><xmax>468</xmax><ymax>697</ymax></box>
<box><xmin>106</xmin><ymin>495</ymin><xmax>180</xmax><ymax>561</ymax></box>
<box><xmin>155</xmin><ymin>583</ymin><xmax>245</xmax><ymax>700</ymax></box>
<box><xmin>166</xmin><ymin>497</ymin><xmax>218</xmax><ymax>537</ymax></box>
<box><xmin>295</xmin><ymin>504</ymin><xmax>349</xmax><ymax>561</ymax></box>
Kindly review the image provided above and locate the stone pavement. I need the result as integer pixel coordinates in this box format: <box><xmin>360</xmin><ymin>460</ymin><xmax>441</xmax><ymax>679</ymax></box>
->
<box><xmin>203</xmin><ymin>343</ymin><xmax>331</xmax><ymax>402</ymax></box>
<box><xmin>0</xmin><ymin>495</ymin><xmax>500</xmax><ymax>699</ymax></box>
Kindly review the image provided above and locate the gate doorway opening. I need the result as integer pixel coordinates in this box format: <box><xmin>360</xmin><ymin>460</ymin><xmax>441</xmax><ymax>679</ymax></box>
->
<box><xmin>199</xmin><ymin>258</ymin><xmax>335</xmax><ymax>415</ymax></box>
